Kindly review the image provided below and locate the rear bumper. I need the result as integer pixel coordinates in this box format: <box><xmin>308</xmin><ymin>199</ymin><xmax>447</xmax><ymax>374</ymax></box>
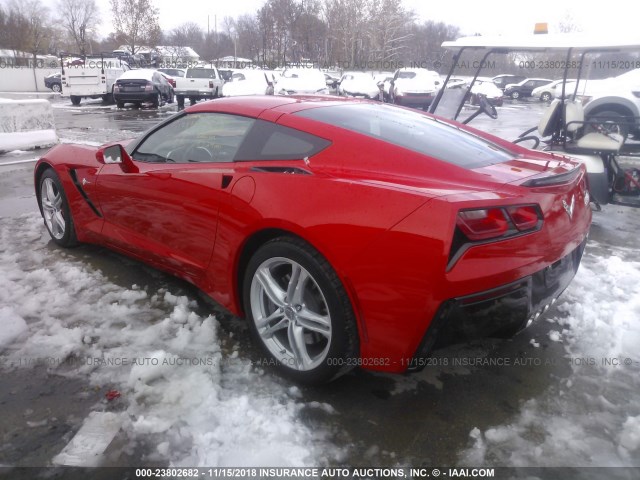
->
<box><xmin>407</xmin><ymin>238</ymin><xmax>587</xmax><ymax>370</ymax></box>
<box><xmin>394</xmin><ymin>93</ymin><xmax>434</xmax><ymax>106</ymax></box>
<box><xmin>114</xmin><ymin>93</ymin><xmax>157</xmax><ymax>103</ymax></box>
<box><xmin>175</xmin><ymin>90</ymin><xmax>217</xmax><ymax>98</ymax></box>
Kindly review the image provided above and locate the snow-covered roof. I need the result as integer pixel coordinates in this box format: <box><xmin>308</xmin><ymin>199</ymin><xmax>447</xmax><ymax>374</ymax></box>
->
<box><xmin>216</xmin><ymin>56</ymin><xmax>253</xmax><ymax>63</ymax></box>
<box><xmin>117</xmin><ymin>69</ymin><xmax>157</xmax><ymax>81</ymax></box>
<box><xmin>116</xmin><ymin>45</ymin><xmax>200</xmax><ymax>59</ymax></box>
<box><xmin>155</xmin><ymin>46</ymin><xmax>200</xmax><ymax>58</ymax></box>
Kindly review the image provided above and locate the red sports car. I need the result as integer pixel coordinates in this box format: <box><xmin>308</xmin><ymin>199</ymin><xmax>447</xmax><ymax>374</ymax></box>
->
<box><xmin>35</xmin><ymin>96</ymin><xmax>591</xmax><ymax>384</ymax></box>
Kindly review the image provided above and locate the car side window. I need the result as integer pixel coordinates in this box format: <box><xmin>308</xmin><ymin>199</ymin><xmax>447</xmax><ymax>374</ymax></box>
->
<box><xmin>132</xmin><ymin>113</ymin><xmax>255</xmax><ymax>163</ymax></box>
<box><xmin>235</xmin><ymin>120</ymin><xmax>331</xmax><ymax>161</ymax></box>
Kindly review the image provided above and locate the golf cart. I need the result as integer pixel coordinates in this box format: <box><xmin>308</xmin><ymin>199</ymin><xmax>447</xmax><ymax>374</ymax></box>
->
<box><xmin>429</xmin><ymin>33</ymin><xmax>640</xmax><ymax>208</ymax></box>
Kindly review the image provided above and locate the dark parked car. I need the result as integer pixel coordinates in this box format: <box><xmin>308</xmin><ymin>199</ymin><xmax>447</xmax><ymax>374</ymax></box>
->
<box><xmin>44</xmin><ymin>72</ymin><xmax>62</xmax><ymax>93</ymax></box>
<box><xmin>504</xmin><ymin>78</ymin><xmax>553</xmax><ymax>100</ymax></box>
<box><xmin>492</xmin><ymin>74</ymin><xmax>527</xmax><ymax>91</ymax></box>
<box><xmin>113</xmin><ymin>69</ymin><xmax>174</xmax><ymax>108</ymax></box>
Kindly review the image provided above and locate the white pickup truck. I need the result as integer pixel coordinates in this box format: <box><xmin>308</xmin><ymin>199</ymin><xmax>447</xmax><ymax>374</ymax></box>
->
<box><xmin>174</xmin><ymin>67</ymin><xmax>225</xmax><ymax>108</ymax></box>
<box><xmin>61</xmin><ymin>56</ymin><xmax>130</xmax><ymax>105</ymax></box>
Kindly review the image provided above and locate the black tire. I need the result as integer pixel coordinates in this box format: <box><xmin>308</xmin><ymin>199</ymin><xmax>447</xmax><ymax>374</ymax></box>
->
<box><xmin>70</xmin><ymin>95</ymin><xmax>81</xmax><ymax>106</ymax></box>
<box><xmin>116</xmin><ymin>101</ymin><xmax>125</xmax><ymax>109</ymax></box>
<box><xmin>52</xmin><ymin>83</ymin><xmax>62</xmax><ymax>93</ymax></box>
<box><xmin>152</xmin><ymin>92</ymin><xmax>161</xmax><ymax>108</ymax></box>
<box><xmin>242</xmin><ymin>237</ymin><xmax>359</xmax><ymax>385</ymax></box>
<box><xmin>168</xmin><ymin>90</ymin><xmax>174</xmax><ymax>104</ymax></box>
<box><xmin>189</xmin><ymin>96</ymin><xmax>198</xmax><ymax>105</ymax></box>
<box><xmin>38</xmin><ymin>169</ymin><xmax>78</xmax><ymax>248</ymax></box>
<box><xmin>511</xmin><ymin>91</ymin><xmax>520</xmax><ymax>100</ymax></box>
<box><xmin>176</xmin><ymin>95</ymin><xmax>185</xmax><ymax>109</ymax></box>
<box><xmin>541</xmin><ymin>92</ymin><xmax>552</xmax><ymax>102</ymax></box>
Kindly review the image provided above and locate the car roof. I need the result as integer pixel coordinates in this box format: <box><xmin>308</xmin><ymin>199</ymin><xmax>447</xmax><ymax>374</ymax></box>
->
<box><xmin>185</xmin><ymin>95</ymin><xmax>359</xmax><ymax>117</ymax></box>
<box><xmin>118</xmin><ymin>69</ymin><xmax>157</xmax><ymax>81</ymax></box>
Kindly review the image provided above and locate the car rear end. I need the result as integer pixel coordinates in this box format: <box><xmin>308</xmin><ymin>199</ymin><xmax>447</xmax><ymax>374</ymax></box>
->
<box><xmin>113</xmin><ymin>78</ymin><xmax>157</xmax><ymax>104</ymax></box>
<box><xmin>411</xmin><ymin>163</ymin><xmax>590</xmax><ymax>362</ymax></box>
<box><xmin>288</xmin><ymin>101</ymin><xmax>591</xmax><ymax>371</ymax></box>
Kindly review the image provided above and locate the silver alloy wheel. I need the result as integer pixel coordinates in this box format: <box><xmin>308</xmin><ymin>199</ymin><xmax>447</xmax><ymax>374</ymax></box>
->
<box><xmin>41</xmin><ymin>177</ymin><xmax>65</xmax><ymax>239</ymax></box>
<box><xmin>250</xmin><ymin>257</ymin><xmax>332</xmax><ymax>371</ymax></box>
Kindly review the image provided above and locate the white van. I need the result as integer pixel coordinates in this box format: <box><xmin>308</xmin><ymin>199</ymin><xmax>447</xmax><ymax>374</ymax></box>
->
<box><xmin>62</xmin><ymin>55</ymin><xmax>130</xmax><ymax>105</ymax></box>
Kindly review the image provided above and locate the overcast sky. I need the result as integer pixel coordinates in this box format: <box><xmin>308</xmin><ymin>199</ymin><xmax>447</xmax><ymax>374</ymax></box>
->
<box><xmin>136</xmin><ymin>0</ymin><xmax>638</xmax><ymax>37</ymax></box>
<box><xmin>4</xmin><ymin>0</ymin><xmax>638</xmax><ymax>38</ymax></box>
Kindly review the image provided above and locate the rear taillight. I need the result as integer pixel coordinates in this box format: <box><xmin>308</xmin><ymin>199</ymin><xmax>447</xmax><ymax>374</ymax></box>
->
<box><xmin>449</xmin><ymin>204</ymin><xmax>543</xmax><ymax>270</ymax></box>
<box><xmin>506</xmin><ymin>205</ymin><xmax>540</xmax><ymax>231</ymax></box>
<box><xmin>145</xmin><ymin>82</ymin><xmax>153</xmax><ymax>91</ymax></box>
<box><xmin>456</xmin><ymin>204</ymin><xmax>542</xmax><ymax>241</ymax></box>
<box><xmin>456</xmin><ymin>208</ymin><xmax>509</xmax><ymax>241</ymax></box>
<box><xmin>209</xmin><ymin>80</ymin><xmax>214</xmax><ymax>88</ymax></box>
<box><xmin>113</xmin><ymin>84</ymin><xmax>120</xmax><ymax>92</ymax></box>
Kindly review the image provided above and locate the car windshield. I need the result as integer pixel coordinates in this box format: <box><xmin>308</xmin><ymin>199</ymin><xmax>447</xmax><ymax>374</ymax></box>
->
<box><xmin>296</xmin><ymin>103</ymin><xmax>514</xmax><ymax>168</ymax></box>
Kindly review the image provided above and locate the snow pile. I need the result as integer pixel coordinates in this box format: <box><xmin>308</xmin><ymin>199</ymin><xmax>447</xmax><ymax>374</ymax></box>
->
<box><xmin>460</xmin><ymin>246</ymin><xmax>640</xmax><ymax>467</ymax></box>
<box><xmin>0</xmin><ymin>306</ymin><xmax>28</xmax><ymax>347</ymax></box>
<box><xmin>0</xmin><ymin>213</ymin><xmax>337</xmax><ymax>467</ymax></box>
<box><xmin>0</xmin><ymin>98</ymin><xmax>58</xmax><ymax>153</ymax></box>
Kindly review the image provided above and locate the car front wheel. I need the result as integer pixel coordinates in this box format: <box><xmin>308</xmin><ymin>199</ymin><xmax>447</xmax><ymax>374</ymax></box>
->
<box><xmin>39</xmin><ymin>169</ymin><xmax>78</xmax><ymax>248</ymax></box>
<box><xmin>243</xmin><ymin>237</ymin><xmax>358</xmax><ymax>384</ymax></box>
<box><xmin>52</xmin><ymin>83</ymin><xmax>61</xmax><ymax>93</ymax></box>
<box><xmin>511</xmin><ymin>91</ymin><xmax>520</xmax><ymax>99</ymax></box>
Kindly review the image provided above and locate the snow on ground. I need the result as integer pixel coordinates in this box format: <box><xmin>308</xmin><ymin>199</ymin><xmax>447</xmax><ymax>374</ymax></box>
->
<box><xmin>0</xmin><ymin>213</ymin><xmax>340</xmax><ymax>467</ymax></box>
<box><xmin>460</xmin><ymin>241</ymin><xmax>640</xmax><ymax>468</ymax></box>
<box><xmin>0</xmin><ymin>130</ymin><xmax>58</xmax><ymax>154</ymax></box>
<box><xmin>0</xmin><ymin>98</ymin><xmax>59</xmax><ymax>153</ymax></box>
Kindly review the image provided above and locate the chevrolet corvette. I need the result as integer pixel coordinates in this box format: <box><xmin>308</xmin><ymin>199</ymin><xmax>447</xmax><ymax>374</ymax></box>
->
<box><xmin>35</xmin><ymin>96</ymin><xmax>591</xmax><ymax>384</ymax></box>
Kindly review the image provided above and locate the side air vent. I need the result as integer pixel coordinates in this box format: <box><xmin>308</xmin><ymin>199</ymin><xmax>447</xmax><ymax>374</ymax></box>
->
<box><xmin>250</xmin><ymin>167</ymin><xmax>312</xmax><ymax>175</ymax></box>
<box><xmin>68</xmin><ymin>169</ymin><xmax>102</xmax><ymax>218</ymax></box>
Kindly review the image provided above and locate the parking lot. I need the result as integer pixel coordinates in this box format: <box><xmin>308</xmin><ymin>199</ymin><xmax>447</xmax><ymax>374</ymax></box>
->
<box><xmin>1</xmin><ymin>94</ymin><xmax>640</xmax><ymax>474</ymax></box>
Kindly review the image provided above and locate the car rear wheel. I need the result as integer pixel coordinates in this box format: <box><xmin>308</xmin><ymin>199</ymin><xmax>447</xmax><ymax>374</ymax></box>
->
<box><xmin>116</xmin><ymin>101</ymin><xmax>124</xmax><ymax>109</ymax></box>
<box><xmin>511</xmin><ymin>91</ymin><xmax>520</xmax><ymax>99</ymax></box>
<box><xmin>70</xmin><ymin>95</ymin><xmax>81</xmax><ymax>106</ymax></box>
<box><xmin>152</xmin><ymin>92</ymin><xmax>161</xmax><ymax>108</ymax></box>
<box><xmin>243</xmin><ymin>237</ymin><xmax>358</xmax><ymax>384</ymax></box>
<box><xmin>541</xmin><ymin>92</ymin><xmax>552</xmax><ymax>102</ymax></box>
<box><xmin>39</xmin><ymin>169</ymin><xmax>78</xmax><ymax>248</ymax></box>
<box><xmin>52</xmin><ymin>83</ymin><xmax>61</xmax><ymax>93</ymax></box>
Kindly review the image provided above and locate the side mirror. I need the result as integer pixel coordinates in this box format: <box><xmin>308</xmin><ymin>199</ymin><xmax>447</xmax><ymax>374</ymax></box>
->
<box><xmin>96</xmin><ymin>144</ymin><xmax>138</xmax><ymax>173</ymax></box>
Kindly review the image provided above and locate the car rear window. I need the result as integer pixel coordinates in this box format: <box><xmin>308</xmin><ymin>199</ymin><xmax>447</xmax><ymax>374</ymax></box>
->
<box><xmin>235</xmin><ymin>120</ymin><xmax>330</xmax><ymax>161</ymax></box>
<box><xmin>187</xmin><ymin>69</ymin><xmax>217</xmax><ymax>79</ymax></box>
<box><xmin>295</xmin><ymin>103</ymin><xmax>514</xmax><ymax>168</ymax></box>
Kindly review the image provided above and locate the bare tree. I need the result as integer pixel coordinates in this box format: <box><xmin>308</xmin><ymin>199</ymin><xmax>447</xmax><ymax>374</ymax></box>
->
<box><xmin>323</xmin><ymin>0</ymin><xmax>371</xmax><ymax>68</ymax></box>
<box><xmin>57</xmin><ymin>0</ymin><xmax>98</xmax><ymax>55</ymax></box>
<box><xmin>368</xmin><ymin>0</ymin><xmax>414</xmax><ymax>66</ymax></box>
<box><xmin>110</xmin><ymin>0</ymin><xmax>161</xmax><ymax>54</ymax></box>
